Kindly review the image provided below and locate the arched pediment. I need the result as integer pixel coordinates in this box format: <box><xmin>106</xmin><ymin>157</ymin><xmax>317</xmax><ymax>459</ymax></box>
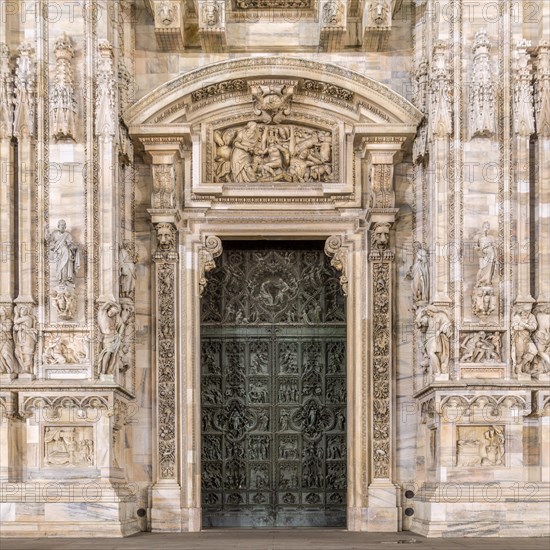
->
<box><xmin>124</xmin><ymin>57</ymin><xmax>422</xmax><ymax>128</ymax></box>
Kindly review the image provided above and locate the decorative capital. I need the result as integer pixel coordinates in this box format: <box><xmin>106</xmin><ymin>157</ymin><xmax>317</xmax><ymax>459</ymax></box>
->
<box><xmin>324</xmin><ymin>235</ymin><xmax>349</xmax><ymax>297</ymax></box>
<box><xmin>198</xmin><ymin>236</ymin><xmax>222</xmax><ymax>297</ymax></box>
<box><xmin>54</xmin><ymin>33</ymin><xmax>74</xmax><ymax>61</ymax></box>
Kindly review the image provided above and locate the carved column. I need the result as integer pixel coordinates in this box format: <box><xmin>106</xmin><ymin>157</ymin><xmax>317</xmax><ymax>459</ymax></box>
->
<box><xmin>0</xmin><ymin>43</ymin><xmax>14</xmax><ymax>318</ymax></box>
<box><xmin>513</xmin><ymin>39</ymin><xmax>535</xmax><ymax>305</ymax></box>
<box><xmin>428</xmin><ymin>40</ymin><xmax>452</xmax><ymax>305</ymax></box>
<box><xmin>149</xmin><ymin>211</ymin><xmax>181</xmax><ymax>531</ymax></box>
<box><xmin>535</xmin><ymin>40</ymin><xmax>550</xmax><ymax>304</ymax></box>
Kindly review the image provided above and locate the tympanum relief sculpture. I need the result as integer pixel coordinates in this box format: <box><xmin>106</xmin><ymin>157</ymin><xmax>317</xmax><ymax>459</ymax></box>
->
<box><xmin>213</xmin><ymin>122</ymin><xmax>334</xmax><ymax>184</ymax></box>
<box><xmin>456</xmin><ymin>425</ymin><xmax>504</xmax><ymax>467</ymax></box>
<box><xmin>471</xmin><ymin>221</ymin><xmax>497</xmax><ymax>318</ymax></box>
<box><xmin>415</xmin><ymin>305</ymin><xmax>452</xmax><ymax>376</ymax></box>
<box><xmin>46</xmin><ymin>220</ymin><xmax>81</xmax><ymax>320</ymax></box>
<box><xmin>44</xmin><ymin>426</ymin><xmax>94</xmax><ymax>467</ymax></box>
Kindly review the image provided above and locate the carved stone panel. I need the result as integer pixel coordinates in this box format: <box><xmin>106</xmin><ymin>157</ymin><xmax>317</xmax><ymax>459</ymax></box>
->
<box><xmin>201</xmin><ymin>243</ymin><xmax>346</xmax><ymax>527</ymax></box>
<box><xmin>43</xmin><ymin>426</ymin><xmax>95</xmax><ymax>467</ymax></box>
<box><xmin>455</xmin><ymin>425</ymin><xmax>505</xmax><ymax>468</ymax></box>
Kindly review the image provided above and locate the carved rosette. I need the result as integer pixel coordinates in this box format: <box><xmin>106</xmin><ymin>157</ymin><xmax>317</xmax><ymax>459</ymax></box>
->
<box><xmin>13</xmin><ymin>43</ymin><xmax>35</xmax><ymax>139</ymax></box>
<box><xmin>199</xmin><ymin>236</ymin><xmax>223</xmax><ymax>297</ymax></box>
<box><xmin>369</xmin><ymin>223</ymin><xmax>394</xmax><ymax>480</ymax></box>
<box><xmin>0</xmin><ymin>43</ymin><xmax>13</xmax><ymax>140</ymax></box>
<box><xmin>153</xmin><ymin>220</ymin><xmax>178</xmax><ymax>480</ymax></box>
<box><xmin>324</xmin><ymin>236</ymin><xmax>348</xmax><ymax>297</ymax></box>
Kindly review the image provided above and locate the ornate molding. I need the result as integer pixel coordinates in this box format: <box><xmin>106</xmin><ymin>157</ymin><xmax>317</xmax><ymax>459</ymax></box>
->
<box><xmin>198</xmin><ymin>236</ymin><xmax>223</xmax><ymax>297</ymax></box>
<box><xmin>20</xmin><ymin>395</ymin><xmax>110</xmax><ymax>418</ymax></box>
<box><xmin>51</xmin><ymin>34</ymin><xmax>76</xmax><ymax>141</ymax></box>
<box><xmin>324</xmin><ymin>235</ymin><xmax>349</xmax><ymax>297</ymax></box>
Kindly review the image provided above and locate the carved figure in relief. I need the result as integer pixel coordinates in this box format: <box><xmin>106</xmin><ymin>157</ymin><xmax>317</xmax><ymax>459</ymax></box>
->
<box><xmin>51</xmin><ymin>34</ymin><xmax>76</xmax><ymax>141</ymax></box>
<box><xmin>119</xmin><ymin>241</ymin><xmax>137</xmax><ymax>298</ymax></box>
<box><xmin>472</xmin><ymin>286</ymin><xmax>496</xmax><ymax>318</ymax></box>
<box><xmin>405</xmin><ymin>241</ymin><xmax>429</xmax><ymax>303</ymax></box>
<box><xmin>323</xmin><ymin>1</ymin><xmax>343</xmax><ymax>26</ymax></box>
<box><xmin>482</xmin><ymin>425</ymin><xmax>505</xmax><ymax>466</ymax></box>
<box><xmin>202</xmin><ymin>3</ymin><xmax>220</xmax><ymax>26</ymax></box>
<box><xmin>0</xmin><ymin>43</ymin><xmax>13</xmax><ymax>139</ymax></box>
<box><xmin>511</xmin><ymin>303</ymin><xmax>538</xmax><ymax>375</ymax></box>
<box><xmin>51</xmin><ymin>287</ymin><xmax>77</xmax><ymax>321</ymax></box>
<box><xmin>460</xmin><ymin>331</ymin><xmax>501</xmax><ymax>363</ymax></box>
<box><xmin>230</xmin><ymin>121</ymin><xmax>261</xmax><ymax>182</ymax></box>
<box><xmin>46</xmin><ymin>220</ymin><xmax>80</xmax><ymax>285</ymax></box>
<box><xmin>13</xmin><ymin>305</ymin><xmax>37</xmax><ymax>373</ymax></box>
<box><xmin>44</xmin><ymin>427</ymin><xmax>94</xmax><ymax>467</ymax></box>
<box><xmin>415</xmin><ymin>305</ymin><xmax>452</xmax><ymax>374</ymax></box>
<box><xmin>533</xmin><ymin>304</ymin><xmax>550</xmax><ymax>375</ymax></box>
<box><xmin>97</xmin><ymin>301</ymin><xmax>123</xmax><ymax>375</ymax></box>
<box><xmin>456</xmin><ymin>425</ymin><xmax>504</xmax><ymax>467</ymax></box>
<box><xmin>0</xmin><ymin>307</ymin><xmax>16</xmax><ymax>373</ymax></box>
<box><xmin>43</xmin><ymin>334</ymin><xmax>67</xmax><ymax>364</ymax></box>
<box><xmin>368</xmin><ymin>0</ymin><xmax>390</xmax><ymax>27</ymax></box>
<box><xmin>475</xmin><ymin>222</ymin><xmax>496</xmax><ymax>287</ymax></box>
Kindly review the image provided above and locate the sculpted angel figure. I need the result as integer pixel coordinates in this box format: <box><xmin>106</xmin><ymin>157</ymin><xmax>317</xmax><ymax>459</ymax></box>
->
<box><xmin>406</xmin><ymin>241</ymin><xmax>429</xmax><ymax>303</ymax></box>
<box><xmin>46</xmin><ymin>219</ymin><xmax>80</xmax><ymax>285</ymax></box>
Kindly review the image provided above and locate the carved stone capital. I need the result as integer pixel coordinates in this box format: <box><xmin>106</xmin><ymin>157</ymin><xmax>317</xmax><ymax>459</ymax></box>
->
<box><xmin>324</xmin><ymin>235</ymin><xmax>349</xmax><ymax>297</ymax></box>
<box><xmin>198</xmin><ymin>236</ymin><xmax>223</xmax><ymax>297</ymax></box>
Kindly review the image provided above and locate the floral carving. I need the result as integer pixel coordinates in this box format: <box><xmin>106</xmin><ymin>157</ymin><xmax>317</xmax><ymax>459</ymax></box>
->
<box><xmin>51</xmin><ymin>34</ymin><xmax>76</xmax><ymax>141</ymax></box>
<box><xmin>152</xmin><ymin>164</ymin><xmax>176</xmax><ymax>208</ymax></box>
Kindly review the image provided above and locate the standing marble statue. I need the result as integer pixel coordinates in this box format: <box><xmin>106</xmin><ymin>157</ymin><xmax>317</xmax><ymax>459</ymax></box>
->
<box><xmin>406</xmin><ymin>241</ymin><xmax>429</xmax><ymax>303</ymax></box>
<box><xmin>0</xmin><ymin>307</ymin><xmax>16</xmax><ymax>374</ymax></box>
<box><xmin>47</xmin><ymin>220</ymin><xmax>80</xmax><ymax>285</ymax></box>
<box><xmin>416</xmin><ymin>305</ymin><xmax>452</xmax><ymax>375</ymax></box>
<box><xmin>119</xmin><ymin>241</ymin><xmax>137</xmax><ymax>298</ymax></box>
<box><xmin>13</xmin><ymin>305</ymin><xmax>37</xmax><ymax>373</ymax></box>
<box><xmin>511</xmin><ymin>303</ymin><xmax>538</xmax><ymax>375</ymax></box>
<box><xmin>97</xmin><ymin>302</ymin><xmax>123</xmax><ymax>375</ymax></box>
<box><xmin>475</xmin><ymin>222</ymin><xmax>496</xmax><ymax>287</ymax></box>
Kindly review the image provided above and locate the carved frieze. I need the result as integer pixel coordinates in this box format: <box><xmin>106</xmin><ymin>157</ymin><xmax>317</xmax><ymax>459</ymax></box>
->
<box><xmin>51</xmin><ymin>34</ymin><xmax>77</xmax><ymax>141</ymax></box>
<box><xmin>469</xmin><ymin>29</ymin><xmax>496</xmax><ymax>139</ymax></box>
<box><xmin>152</xmin><ymin>164</ymin><xmax>176</xmax><ymax>208</ymax></box>
<box><xmin>44</xmin><ymin>426</ymin><xmax>94</xmax><ymax>467</ymax></box>
<box><xmin>232</xmin><ymin>0</ymin><xmax>311</xmax><ymax>9</ymax></box>
<box><xmin>213</xmin><ymin>122</ymin><xmax>335</xmax><ymax>184</ymax></box>
<box><xmin>13</xmin><ymin>43</ymin><xmax>35</xmax><ymax>139</ymax></box>
<box><xmin>456</xmin><ymin>425</ymin><xmax>504</xmax><ymax>467</ymax></box>
<box><xmin>43</xmin><ymin>334</ymin><xmax>88</xmax><ymax>365</ymax></box>
<box><xmin>0</xmin><ymin>43</ymin><xmax>13</xmax><ymax>139</ymax></box>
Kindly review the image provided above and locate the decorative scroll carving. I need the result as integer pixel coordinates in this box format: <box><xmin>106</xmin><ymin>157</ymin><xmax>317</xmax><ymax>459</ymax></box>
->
<box><xmin>199</xmin><ymin>236</ymin><xmax>223</xmax><ymax>297</ymax></box>
<box><xmin>233</xmin><ymin>0</ymin><xmax>311</xmax><ymax>9</ymax></box>
<box><xmin>152</xmin><ymin>164</ymin><xmax>176</xmax><ymax>208</ymax></box>
<box><xmin>51</xmin><ymin>34</ymin><xmax>76</xmax><ymax>141</ymax></box>
<box><xmin>0</xmin><ymin>306</ymin><xmax>16</xmax><ymax>373</ymax></box>
<box><xmin>43</xmin><ymin>334</ymin><xmax>88</xmax><ymax>365</ymax></box>
<box><xmin>302</xmin><ymin>79</ymin><xmax>353</xmax><ymax>102</ymax></box>
<box><xmin>20</xmin><ymin>395</ymin><xmax>109</xmax><ymax>418</ymax></box>
<box><xmin>154</xmin><ymin>223</ymin><xmax>177</xmax><ymax>260</ymax></box>
<box><xmin>405</xmin><ymin>241</ymin><xmax>429</xmax><ymax>304</ymax></box>
<box><xmin>44</xmin><ymin>426</ymin><xmax>94</xmax><ymax>467</ymax></box>
<box><xmin>0</xmin><ymin>43</ymin><xmax>13</xmax><ymax>139</ymax></box>
<box><xmin>157</xmin><ymin>262</ymin><xmax>176</xmax><ymax>478</ymax></box>
<box><xmin>324</xmin><ymin>236</ymin><xmax>348</xmax><ymax>297</ymax></box>
<box><xmin>513</xmin><ymin>40</ymin><xmax>535</xmax><ymax>137</ymax></box>
<box><xmin>460</xmin><ymin>332</ymin><xmax>502</xmax><ymax>363</ymax></box>
<box><xmin>535</xmin><ymin>40</ymin><xmax>550</xmax><ymax>137</ymax></box>
<box><xmin>13</xmin><ymin>305</ymin><xmax>37</xmax><ymax>374</ymax></box>
<box><xmin>429</xmin><ymin>40</ymin><xmax>452</xmax><ymax>139</ymax></box>
<box><xmin>119</xmin><ymin>241</ymin><xmax>138</xmax><ymax>299</ymax></box>
<box><xmin>250</xmin><ymin>81</ymin><xmax>294</xmax><ymax>124</ymax></box>
<box><xmin>13</xmin><ymin>43</ymin><xmax>35</xmax><ymax>138</ymax></box>
<box><xmin>415</xmin><ymin>305</ymin><xmax>452</xmax><ymax>375</ymax></box>
<box><xmin>469</xmin><ymin>29</ymin><xmax>496</xmax><ymax>139</ymax></box>
<box><xmin>456</xmin><ymin>425</ymin><xmax>504</xmax><ymax>467</ymax></box>
<box><xmin>213</xmin><ymin>122</ymin><xmax>334</xmax><ymax>183</ymax></box>
<box><xmin>95</xmin><ymin>40</ymin><xmax>116</xmax><ymax>138</ymax></box>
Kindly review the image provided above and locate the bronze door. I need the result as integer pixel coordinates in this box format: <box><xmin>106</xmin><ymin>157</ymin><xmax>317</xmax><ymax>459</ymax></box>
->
<box><xmin>200</xmin><ymin>242</ymin><xmax>346</xmax><ymax>528</ymax></box>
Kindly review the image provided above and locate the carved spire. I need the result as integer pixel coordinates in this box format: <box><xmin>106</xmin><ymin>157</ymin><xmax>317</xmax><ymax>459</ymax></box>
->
<box><xmin>95</xmin><ymin>40</ymin><xmax>116</xmax><ymax>138</ymax></box>
<box><xmin>535</xmin><ymin>40</ymin><xmax>550</xmax><ymax>137</ymax></box>
<box><xmin>0</xmin><ymin>43</ymin><xmax>13</xmax><ymax>140</ymax></box>
<box><xmin>51</xmin><ymin>33</ymin><xmax>77</xmax><ymax>141</ymax></box>
<box><xmin>13</xmin><ymin>43</ymin><xmax>35</xmax><ymax>139</ymax></box>
<box><xmin>513</xmin><ymin>39</ymin><xmax>535</xmax><ymax>137</ymax></box>
<box><xmin>324</xmin><ymin>235</ymin><xmax>349</xmax><ymax>296</ymax></box>
<box><xmin>199</xmin><ymin>236</ymin><xmax>222</xmax><ymax>297</ymax></box>
<box><xmin>469</xmin><ymin>29</ymin><xmax>496</xmax><ymax>139</ymax></box>
<box><xmin>429</xmin><ymin>40</ymin><xmax>452</xmax><ymax>139</ymax></box>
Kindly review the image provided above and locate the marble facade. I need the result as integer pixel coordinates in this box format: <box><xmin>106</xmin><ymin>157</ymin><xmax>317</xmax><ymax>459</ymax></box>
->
<box><xmin>0</xmin><ymin>0</ymin><xmax>549</xmax><ymax>539</ymax></box>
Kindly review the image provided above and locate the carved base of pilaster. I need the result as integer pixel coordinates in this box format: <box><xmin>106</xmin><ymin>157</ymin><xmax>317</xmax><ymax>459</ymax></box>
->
<box><xmin>365</xmin><ymin>481</ymin><xmax>400</xmax><ymax>532</ymax></box>
<box><xmin>149</xmin><ymin>483</ymin><xmax>200</xmax><ymax>532</ymax></box>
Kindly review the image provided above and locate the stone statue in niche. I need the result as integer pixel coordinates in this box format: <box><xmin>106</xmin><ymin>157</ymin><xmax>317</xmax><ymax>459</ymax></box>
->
<box><xmin>97</xmin><ymin>301</ymin><xmax>123</xmax><ymax>375</ymax></box>
<box><xmin>44</xmin><ymin>426</ymin><xmax>94</xmax><ymax>467</ymax></box>
<box><xmin>511</xmin><ymin>303</ymin><xmax>538</xmax><ymax>376</ymax></box>
<box><xmin>405</xmin><ymin>241</ymin><xmax>429</xmax><ymax>304</ymax></box>
<box><xmin>13</xmin><ymin>305</ymin><xmax>37</xmax><ymax>373</ymax></box>
<box><xmin>415</xmin><ymin>305</ymin><xmax>452</xmax><ymax>375</ymax></box>
<box><xmin>533</xmin><ymin>304</ymin><xmax>550</xmax><ymax>376</ymax></box>
<box><xmin>0</xmin><ymin>306</ymin><xmax>16</xmax><ymax>374</ymax></box>
<box><xmin>51</xmin><ymin>34</ymin><xmax>76</xmax><ymax>141</ymax></box>
<box><xmin>47</xmin><ymin>220</ymin><xmax>80</xmax><ymax>286</ymax></box>
<box><xmin>472</xmin><ymin>222</ymin><xmax>497</xmax><ymax>318</ymax></box>
<box><xmin>250</xmin><ymin>82</ymin><xmax>294</xmax><ymax>124</ymax></box>
<box><xmin>459</xmin><ymin>331</ymin><xmax>501</xmax><ymax>363</ymax></box>
<box><xmin>119</xmin><ymin>241</ymin><xmax>137</xmax><ymax>299</ymax></box>
<box><xmin>213</xmin><ymin>122</ymin><xmax>333</xmax><ymax>184</ymax></box>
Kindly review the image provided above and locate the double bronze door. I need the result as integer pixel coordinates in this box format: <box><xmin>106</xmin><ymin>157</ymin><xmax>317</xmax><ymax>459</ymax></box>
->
<box><xmin>200</xmin><ymin>244</ymin><xmax>347</xmax><ymax>528</ymax></box>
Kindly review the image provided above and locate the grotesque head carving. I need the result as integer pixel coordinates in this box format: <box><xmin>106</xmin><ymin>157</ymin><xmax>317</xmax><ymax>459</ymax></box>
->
<box><xmin>372</xmin><ymin>222</ymin><xmax>391</xmax><ymax>250</ymax></box>
<box><xmin>156</xmin><ymin>223</ymin><xmax>175</xmax><ymax>252</ymax></box>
